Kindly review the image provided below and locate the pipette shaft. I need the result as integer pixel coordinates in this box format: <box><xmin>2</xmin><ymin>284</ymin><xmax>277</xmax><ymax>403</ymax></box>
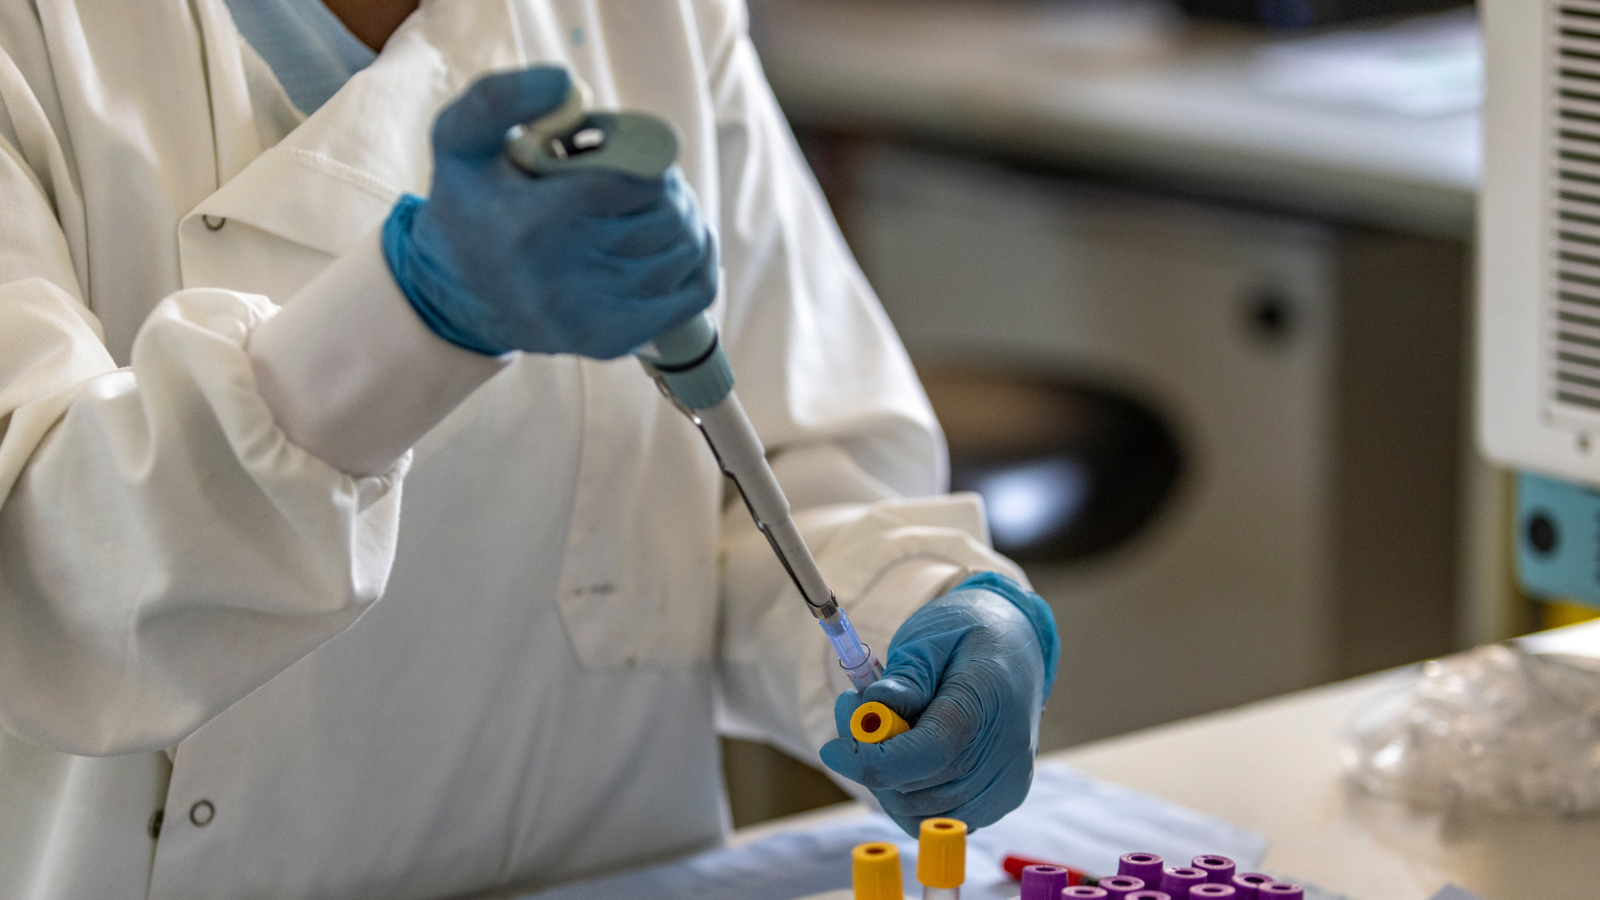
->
<box><xmin>670</xmin><ymin>377</ymin><xmax>885</xmax><ymax>692</ymax></box>
<box><xmin>508</xmin><ymin>77</ymin><xmax>885</xmax><ymax>693</ymax></box>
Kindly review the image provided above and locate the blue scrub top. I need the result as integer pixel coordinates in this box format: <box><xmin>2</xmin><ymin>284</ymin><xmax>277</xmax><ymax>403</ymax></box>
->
<box><xmin>223</xmin><ymin>0</ymin><xmax>377</xmax><ymax>115</ymax></box>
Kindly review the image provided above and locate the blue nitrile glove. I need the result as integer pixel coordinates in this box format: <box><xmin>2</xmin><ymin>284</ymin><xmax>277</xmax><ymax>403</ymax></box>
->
<box><xmin>383</xmin><ymin>66</ymin><xmax>717</xmax><ymax>358</ymax></box>
<box><xmin>820</xmin><ymin>571</ymin><xmax>1059</xmax><ymax>835</ymax></box>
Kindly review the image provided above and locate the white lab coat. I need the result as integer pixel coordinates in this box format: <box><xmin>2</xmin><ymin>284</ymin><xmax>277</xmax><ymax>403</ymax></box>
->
<box><xmin>0</xmin><ymin>1</ymin><xmax>1024</xmax><ymax>898</ymax></box>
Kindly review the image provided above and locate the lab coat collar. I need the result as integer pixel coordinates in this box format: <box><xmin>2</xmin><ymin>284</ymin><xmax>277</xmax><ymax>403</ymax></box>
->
<box><xmin>180</xmin><ymin>0</ymin><xmax>533</xmax><ymax>268</ymax></box>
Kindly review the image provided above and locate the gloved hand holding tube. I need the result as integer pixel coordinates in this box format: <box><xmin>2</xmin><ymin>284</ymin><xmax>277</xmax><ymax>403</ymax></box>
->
<box><xmin>822</xmin><ymin>572</ymin><xmax>1060</xmax><ymax>835</ymax></box>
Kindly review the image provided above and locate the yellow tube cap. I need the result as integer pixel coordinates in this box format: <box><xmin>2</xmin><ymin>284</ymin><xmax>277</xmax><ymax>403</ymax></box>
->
<box><xmin>850</xmin><ymin>702</ymin><xmax>911</xmax><ymax>744</ymax></box>
<box><xmin>852</xmin><ymin>841</ymin><xmax>903</xmax><ymax>900</ymax></box>
<box><xmin>917</xmin><ymin>818</ymin><xmax>966</xmax><ymax>888</ymax></box>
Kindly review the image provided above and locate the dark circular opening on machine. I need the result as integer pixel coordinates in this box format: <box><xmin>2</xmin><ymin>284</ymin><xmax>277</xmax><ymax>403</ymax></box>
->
<box><xmin>1526</xmin><ymin>510</ymin><xmax>1558</xmax><ymax>555</ymax></box>
<box><xmin>921</xmin><ymin>370</ymin><xmax>1184</xmax><ymax>564</ymax></box>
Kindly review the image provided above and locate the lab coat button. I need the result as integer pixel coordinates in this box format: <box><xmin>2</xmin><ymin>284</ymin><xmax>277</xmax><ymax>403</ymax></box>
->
<box><xmin>202</xmin><ymin>215</ymin><xmax>226</xmax><ymax>231</ymax></box>
<box><xmin>189</xmin><ymin>799</ymin><xmax>215</xmax><ymax>826</ymax></box>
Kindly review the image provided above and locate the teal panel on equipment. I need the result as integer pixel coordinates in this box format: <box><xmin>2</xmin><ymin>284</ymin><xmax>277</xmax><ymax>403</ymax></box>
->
<box><xmin>1517</xmin><ymin>471</ymin><xmax>1600</xmax><ymax>608</ymax></box>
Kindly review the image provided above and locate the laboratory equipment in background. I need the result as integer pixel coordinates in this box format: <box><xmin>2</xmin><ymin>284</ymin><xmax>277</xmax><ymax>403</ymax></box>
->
<box><xmin>1515</xmin><ymin>473</ymin><xmax>1600</xmax><ymax>608</ymax></box>
<box><xmin>726</xmin><ymin>0</ymin><xmax>1486</xmax><ymax>828</ymax></box>
<box><xmin>928</xmin><ymin>373</ymin><xmax>1182</xmax><ymax>565</ymax></box>
<box><xmin>1479</xmin><ymin>0</ymin><xmax>1600</xmax><ymax>616</ymax></box>
<box><xmin>1177</xmin><ymin>0</ymin><xmax>1467</xmax><ymax>28</ymax></box>
<box><xmin>819</xmin><ymin>144</ymin><xmax>1464</xmax><ymax>750</ymax></box>
<box><xmin>1336</xmin><ymin>0</ymin><xmax>1600</xmax><ymax>821</ymax></box>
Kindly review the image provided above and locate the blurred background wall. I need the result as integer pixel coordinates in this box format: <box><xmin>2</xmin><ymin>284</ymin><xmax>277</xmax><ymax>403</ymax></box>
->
<box><xmin>718</xmin><ymin>0</ymin><xmax>1542</xmax><ymax>828</ymax></box>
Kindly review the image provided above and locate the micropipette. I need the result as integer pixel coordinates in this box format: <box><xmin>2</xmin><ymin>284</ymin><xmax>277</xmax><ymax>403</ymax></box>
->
<box><xmin>505</xmin><ymin>75</ymin><xmax>886</xmax><ymax>692</ymax></box>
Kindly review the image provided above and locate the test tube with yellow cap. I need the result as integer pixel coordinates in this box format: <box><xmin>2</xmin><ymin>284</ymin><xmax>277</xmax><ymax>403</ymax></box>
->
<box><xmin>917</xmin><ymin>817</ymin><xmax>966</xmax><ymax>900</ymax></box>
<box><xmin>853</xmin><ymin>842</ymin><xmax>904</xmax><ymax>900</ymax></box>
<box><xmin>850</xmin><ymin>701</ymin><xmax>911</xmax><ymax>744</ymax></box>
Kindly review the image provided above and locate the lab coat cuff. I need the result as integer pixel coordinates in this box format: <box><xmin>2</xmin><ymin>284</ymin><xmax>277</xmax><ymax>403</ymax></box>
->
<box><xmin>247</xmin><ymin>226</ymin><xmax>510</xmax><ymax>476</ymax></box>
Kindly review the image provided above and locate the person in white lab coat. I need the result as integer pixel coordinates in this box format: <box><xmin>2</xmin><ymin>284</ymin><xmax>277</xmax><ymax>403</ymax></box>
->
<box><xmin>0</xmin><ymin>1</ymin><xmax>1058</xmax><ymax>898</ymax></box>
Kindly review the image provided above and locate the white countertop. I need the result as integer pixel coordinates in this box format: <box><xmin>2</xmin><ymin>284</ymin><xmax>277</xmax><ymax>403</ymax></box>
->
<box><xmin>754</xmin><ymin>0</ymin><xmax>1480</xmax><ymax>237</ymax></box>
<box><xmin>734</xmin><ymin>621</ymin><xmax>1600</xmax><ymax>900</ymax></box>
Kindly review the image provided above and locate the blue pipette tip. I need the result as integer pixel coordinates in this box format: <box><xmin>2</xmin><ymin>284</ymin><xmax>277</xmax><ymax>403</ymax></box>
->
<box><xmin>819</xmin><ymin>609</ymin><xmax>883</xmax><ymax>692</ymax></box>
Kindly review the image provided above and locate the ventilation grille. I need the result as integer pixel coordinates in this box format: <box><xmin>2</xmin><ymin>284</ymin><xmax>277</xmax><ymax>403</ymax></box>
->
<box><xmin>1550</xmin><ymin>2</ymin><xmax>1600</xmax><ymax>413</ymax></box>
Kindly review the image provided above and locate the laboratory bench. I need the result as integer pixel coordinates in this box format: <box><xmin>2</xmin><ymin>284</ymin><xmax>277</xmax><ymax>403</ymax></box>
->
<box><xmin>729</xmin><ymin>621</ymin><xmax>1600</xmax><ymax>900</ymax></box>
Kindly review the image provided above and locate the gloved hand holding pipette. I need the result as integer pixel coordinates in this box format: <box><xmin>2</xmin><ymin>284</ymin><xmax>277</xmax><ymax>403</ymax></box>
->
<box><xmin>382</xmin><ymin>67</ymin><xmax>718</xmax><ymax>359</ymax></box>
<box><xmin>822</xmin><ymin>572</ymin><xmax>1060</xmax><ymax>834</ymax></box>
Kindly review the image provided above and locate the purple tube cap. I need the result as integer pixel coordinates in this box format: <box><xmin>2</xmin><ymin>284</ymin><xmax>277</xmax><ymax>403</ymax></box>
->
<box><xmin>1258</xmin><ymin>884</ymin><xmax>1303</xmax><ymax>900</ymax></box>
<box><xmin>1161</xmin><ymin>867</ymin><xmax>1208</xmax><ymax>900</ymax></box>
<box><xmin>1022</xmin><ymin>865</ymin><xmax>1072</xmax><ymax>900</ymax></box>
<box><xmin>1062</xmin><ymin>888</ymin><xmax>1109</xmax><ymax>899</ymax></box>
<box><xmin>1232</xmin><ymin>872</ymin><xmax>1274</xmax><ymax>900</ymax></box>
<box><xmin>1191</xmin><ymin>886</ymin><xmax>1237</xmax><ymax>900</ymax></box>
<box><xmin>1191</xmin><ymin>855</ymin><xmax>1236</xmax><ymax>883</ymax></box>
<box><xmin>1098</xmin><ymin>875</ymin><xmax>1147</xmax><ymax>900</ymax></box>
<box><xmin>1125</xmin><ymin>893</ymin><xmax>1173</xmax><ymax>900</ymax></box>
<box><xmin>1119</xmin><ymin>853</ymin><xmax>1165</xmax><ymax>881</ymax></box>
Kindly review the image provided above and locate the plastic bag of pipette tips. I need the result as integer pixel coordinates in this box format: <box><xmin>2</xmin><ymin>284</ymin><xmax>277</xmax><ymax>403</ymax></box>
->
<box><xmin>1340</xmin><ymin>644</ymin><xmax>1600</xmax><ymax>816</ymax></box>
<box><xmin>519</xmin><ymin>764</ymin><xmax>1265</xmax><ymax>900</ymax></box>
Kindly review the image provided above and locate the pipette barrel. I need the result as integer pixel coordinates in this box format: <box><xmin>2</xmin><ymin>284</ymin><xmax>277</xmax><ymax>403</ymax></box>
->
<box><xmin>542</xmin><ymin>83</ymin><xmax>890</xmax><ymax>699</ymax></box>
